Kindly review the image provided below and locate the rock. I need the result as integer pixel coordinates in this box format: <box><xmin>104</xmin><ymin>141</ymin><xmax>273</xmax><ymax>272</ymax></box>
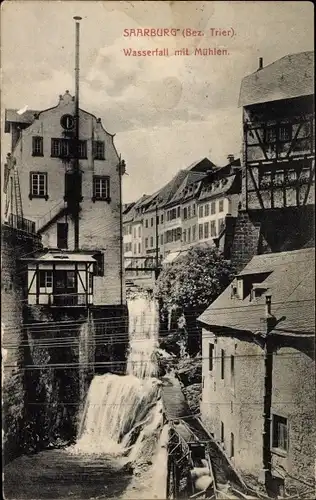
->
<box><xmin>176</xmin><ymin>356</ymin><xmax>202</xmax><ymax>386</ymax></box>
<box><xmin>182</xmin><ymin>383</ymin><xmax>202</xmax><ymax>414</ymax></box>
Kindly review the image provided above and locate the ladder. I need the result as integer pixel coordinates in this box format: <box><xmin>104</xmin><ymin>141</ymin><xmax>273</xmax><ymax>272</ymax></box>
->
<box><xmin>12</xmin><ymin>161</ymin><xmax>24</xmax><ymax>221</ymax></box>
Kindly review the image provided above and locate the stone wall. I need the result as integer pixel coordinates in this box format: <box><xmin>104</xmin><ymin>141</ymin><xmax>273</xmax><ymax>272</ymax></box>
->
<box><xmin>2</xmin><ymin>224</ymin><xmax>42</xmax><ymax>463</ymax></box>
<box><xmin>201</xmin><ymin>329</ymin><xmax>316</xmax><ymax>492</ymax></box>
<box><xmin>231</xmin><ymin>206</ymin><xmax>315</xmax><ymax>273</ymax></box>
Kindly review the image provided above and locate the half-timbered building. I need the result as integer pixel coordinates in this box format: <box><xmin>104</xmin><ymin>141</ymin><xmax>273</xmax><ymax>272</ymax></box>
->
<box><xmin>239</xmin><ymin>51</ymin><xmax>314</xmax><ymax>211</ymax></box>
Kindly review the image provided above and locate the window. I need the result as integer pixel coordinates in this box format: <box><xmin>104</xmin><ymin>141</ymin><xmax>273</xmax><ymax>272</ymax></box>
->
<box><xmin>60</xmin><ymin>114</ymin><xmax>75</xmax><ymax>130</ymax></box>
<box><xmin>265</xmin><ymin>127</ymin><xmax>277</xmax><ymax>144</ymax></box>
<box><xmin>156</xmin><ymin>216</ymin><xmax>159</xmax><ymax>226</ymax></box>
<box><xmin>193</xmin><ymin>204</ymin><xmax>196</xmax><ymax>216</ymax></box>
<box><xmin>230</xmin><ymin>355</ymin><xmax>235</xmax><ymax>387</ymax></box>
<box><xmin>188</xmin><ymin>206</ymin><xmax>191</xmax><ymax>219</ymax></box>
<box><xmin>199</xmin><ymin>224</ymin><xmax>204</xmax><ymax>240</ymax></box>
<box><xmin>145</xmin><ymin>219</ymin><xmax>148</xmax><ymax>228</ymax></box>
<box><xmin>160</xmin><ymin>234</ymin><xmax>163</xmax><ymax>245</ymax></box>
<box><xmin>221</xmin><ymin>349</ymin><xmax>225</xmax><ymax>379</ymax></box>
<box><xmin>210</xmin><ymin>220</ymin><xmax>217</xmax><ymax>237</ymax></box>
<box><xmin>221</xmin><ymin>422</ymin><xmax>225</xmax><ymax>443</ymax></box>
<box><xmin>93</xmin><ymin>253</ymin><xmax>104</xmax><ymax>276</ymax></box>
<box><xmin>138</xmin><ymin>227</ymin><xmax>141</xmax><ymax>237</ymax></box>
<box><xmin>177</xmin><ymin>206</ymin><xmax>180</xmax><ymax>218</ymax></box>
<box><xmin>151</xmin><ymin>218</ymin><xmax>154</xmax><ymax>227</ymax></box>
<box><xmin>51</xmin><ymin>138</ymin><xmax>87</xmax><ymax>158</ymax></box>
<box><xmin>39</xmin><ymin>270</ymin><xmax>53</xmax><ymax>291</ymax></box>
<box><xmin>187</xmin><ymin>228</ymin><xmax>191</xmax><ymax>242</ymax></box>
<box><xmin>150</xmin><ymin>236</ymin><xmax>154</xmax><ymax>247</ymax></box>
<box><xmin>230</xmin><ymin>433</ymin><xmax>235</xmax><ymax>458</ymax></box>
<box><xmin>219</xmin><ymin>200</ymin><xmax>224</xmax><ymax>212</ymax></box>
<box><xmin>77</xmin><ymin>140</ymin><xmax>87</xmax><ymax>159</ymax></box>
<box><xmin>204</xmin><ymin>222</ymin><xmax>209</xmax><ymax>239</ymax></box>
<box><xmin>57</xmin><ymin>223</ymin><xmax>68</xmax><ymax>249</ymax></box>
<box><xmin>279</xmin><ymin>125</ymin><xmax>292</xmax><ymax>142</ymax></box>
<box><xmin>199</xmin><ymin>205</ymin><xmax>203</xmax><ymax>218</ymax></box>
<box><xmin>183</xmin><ymin>207</ymin><xmax>188</xmax><ymax>220</ymax></box>
<box><xmin>145</xmin><ymin>238</ymin><xmax>148</xmax><ymax>249</ymax></box>
<box><xmin>210</xmin><ymin>202</ymin><xmax>216</xmax><ymax>215</ymax></box>
<box><xmin>51</xmin><ymin>138</ymin><xmax>68</xmax><ymax>157</ymax></box>
<box><xmin>138</xmin><ymin>243</ymin><xmax>141</xmax><ymax>254</ymax></box>
<box><xmin>93</xmin><ymin>175</ymin><xmax>110</xmax><ymax>201</ymax></box>
<box><xmin>205</xmin><ymin>204</ymin><xmax>210</xmax><ymax>216</ymax></box>
<box><xmin>192</xmin><ymin>225</ymin><xmax>196</xmax><ymax>241</ymax></box>
<box><xmin>183</xmin><ymin>229</ymin><xmax>187</xmax><ymax>243</ymax></box>
<box><xmin>209</xmin><ymin>343</ymin><xmax>214</xmax><ymax>371</ymax></box>
<box><xmin>93</xmin><ymin>141</ymin><xmax>105</xmax><ymax>160</ymax></box>
<box><xmin>30</xmin><ymin>172</ymin><xmax>48</xmax><ymax>199</ymax></box>
<box><xmin>272</xmin><ymin>415</ymin><xmax>288</xmax><ymax>452</ymax></box>
<box><xmin>160</xmin><ymin>214</ymin><xmax>164</xmax><ymax>224</ymax></box>
<box><xmin>32</xmin><ymin>136</ymin><xmax>43</xmax><ymax>156</ymax></box>
<box><xmin>133</xmin><ymin>244</ymin><xmax>137</xmax><ymax>254</ymax></box>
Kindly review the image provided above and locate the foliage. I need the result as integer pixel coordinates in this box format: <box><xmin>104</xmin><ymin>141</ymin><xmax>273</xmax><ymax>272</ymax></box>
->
<box><xmin>154</xmin><ymin>246</ymin><xmax>234</xmax><ymax>314</ymax></box>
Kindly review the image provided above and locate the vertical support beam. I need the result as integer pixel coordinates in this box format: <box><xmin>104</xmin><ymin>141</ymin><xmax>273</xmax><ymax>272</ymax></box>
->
<box><xmin>118</xmin><ymin>156</ymin><xmax>123</xmax><ymax>305</ymax></box>
<box><xmin>36</xmin><ymin>263</ymin><xmax>39</xmax><ymax>305</ymax></box>
<box><xmin>85</xmin><ymin>262</ymin><xmax>88</xmax><ymax>306</ymax></box>
<box><xmin>261</xmin><ymin>337</ymin><xmax>273</xmax><ymax>490</ymax></box>
<box><xmin>244</xmin><ymin>117</ymin><xmax>249</xmax><ymax>210</ymax></box>
<box><xmin>155</xmin><ymin>202</ymin><xmax>159</xmax><ymax>278</ymax></box>
<box><xmin>73</xmin><ymin>16</ymin><xmax>82</xmax><ymax>251</ymax></box>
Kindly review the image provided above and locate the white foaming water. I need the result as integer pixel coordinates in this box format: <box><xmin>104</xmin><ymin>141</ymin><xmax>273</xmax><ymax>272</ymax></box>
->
<box><xmin>71</xmin><ymin>295</ymin><xmax>163</xmax><ymax>457</ymax></box>
<box><xmin>126</xmin><ymin>296</ymin><xmax>159</xmax><ymax>379</ymax></box>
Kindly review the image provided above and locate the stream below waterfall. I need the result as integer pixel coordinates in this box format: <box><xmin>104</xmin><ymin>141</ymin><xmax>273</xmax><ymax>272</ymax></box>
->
<box><xmin>4</xmin><ymin>295</ymin><xmax>169</xmax><ymax>500</ymax></box>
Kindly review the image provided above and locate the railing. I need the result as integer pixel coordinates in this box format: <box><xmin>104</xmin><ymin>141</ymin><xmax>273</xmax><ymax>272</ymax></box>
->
<box><xmin>7</xmin><ymin>214</ymin><xmax>36</xmax><ymax>234</ymax></box>
<box><xmin>49</xmin><ymin>293</ymin><xmax>90</xmax><ymax>306</ymax></box>
<box><xmin>35</xmin><ymin>200</ymin><xmax>66</xmax><ymax>232</ymax></box>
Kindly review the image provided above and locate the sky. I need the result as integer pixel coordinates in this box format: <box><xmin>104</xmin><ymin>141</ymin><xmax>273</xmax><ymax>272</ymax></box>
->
<box><xmin>1</xmin><ymin>0</ymin><xmax>314</xmax><ymax>203</ymax></box>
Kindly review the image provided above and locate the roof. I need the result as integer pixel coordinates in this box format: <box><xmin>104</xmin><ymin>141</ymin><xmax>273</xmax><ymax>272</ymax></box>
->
<box><xmin>198</xmin><ymin>174</ymin><xmax>238</xmax><ymax>202</ymax></box>
<box><xmin>187</xmin><ymin>157</ymin><xmax>217</xmax><ymax>173</ymax></box>
<box><xmin>239</xmin><ymin>51</ymin><xmax>314</xmax><ymax>107</ymax></box>
<box><xmin>20</xmin><ymin>251</ymin><xmax>96</xmax><ymax>263</ymax></box>
<box><xmin>198</xmin><ymin>248</ymin><xmax>315</xmax><ymax>337</ymax></box>
<box><xmin>5</xmin><ymin>108</ymin><xmax>40</xmax><ymax>132</ymax></box>
<box><xmin>167</xmin><ymin>171</ymin><xmax>207</xmax><ymax>205</ymax></box>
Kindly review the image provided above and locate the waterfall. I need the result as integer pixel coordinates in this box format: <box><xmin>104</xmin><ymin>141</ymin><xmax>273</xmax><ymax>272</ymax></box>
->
<box><xmin>71</xmin><ymin>294</ymin><xmax>164</xmax><ymax>458</ymax></box>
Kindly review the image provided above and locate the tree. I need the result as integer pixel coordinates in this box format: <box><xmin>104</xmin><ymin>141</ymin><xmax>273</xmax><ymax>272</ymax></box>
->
<box><xmin>154</xmin><ymin>246</ymin><xmax>234</xmax><ymax>353</ymax></box>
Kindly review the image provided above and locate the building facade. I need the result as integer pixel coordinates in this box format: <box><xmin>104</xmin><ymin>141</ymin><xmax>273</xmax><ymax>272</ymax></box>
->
<box><xmin>230</xmin><ymin>51</ymin><xmax>315</xmax><ymax>273</ymax></box>
<box><xmin>239</xmin><ymin>51</ymin><xmax>314</xmax><ymax>211</ymax></box>
<box><xmin>199</xmin><ymin>248</ymin><xmax>315</xmax><ymax>495</ymax></box>
<box><xmin>197</xmin><ymin>157</ymin><xmax>241</xmax><ymax>252</ymax></box>
<box><xmin>4</xmin><ymin>91</ymin><xmax>125</xmax><ymax>309</ymax></box>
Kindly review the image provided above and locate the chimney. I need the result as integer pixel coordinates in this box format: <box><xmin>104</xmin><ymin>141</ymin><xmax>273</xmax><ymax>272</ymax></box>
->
<box><xmin>265</xmin><ymin>294</ymin><xmax>272</xmax><ymax>318</ymax></box>
<box><xmin>227</xmin><ymin>154</ymin><xmax>234</xmax><ymax>164</ymax></box>
<box><xmin>260</xmin><ymin>293</ymin><xmax>276</xmax><ymax>336</ymax></box>
<box><xmin>258</xmin><ymin>57</ymin><xmax>263</xmax><ymax>70</ymax></box>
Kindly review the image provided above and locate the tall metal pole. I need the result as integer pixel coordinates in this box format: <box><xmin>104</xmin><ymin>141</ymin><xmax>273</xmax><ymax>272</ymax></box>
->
<box><xmin>117</xmin><ymin>157</ymin><xmax>126</xmax><ymax>305</ymax></box>
<box><xmin>73</xmin><ymin>16</ymin><xmax>82</xmax><ymax>250</ymax></box>
<box><xmin>155</xmin><ymin>201</ymin><xmax>160</xmax><ymax>281</ymax></box>
<box><xmin>119</xmin><ymin>156</ymin><xmax>123</xmax><ymax>305</ymax></box>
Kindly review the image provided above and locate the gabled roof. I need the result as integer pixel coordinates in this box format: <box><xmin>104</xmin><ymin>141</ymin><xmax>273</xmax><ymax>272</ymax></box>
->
<box><xmin>187</xmin><ymin>157</ymin><xmax>217</xmax><ymax>173</ymax></box>
<box><xmin>239</xmin><ymin>51</ymin><xmax>314</xmax><ymax>107</ymax></box>
<box><xmin>199</xmin><ymin>174</ymin><xmax>238</xmax><ymax>202</ymax></box>
<box><xmin>167</xmin><ymin>171</ymin><xmax>207</xmax><ymax>205</ymax></box>
<box><xmin>5</xmin><ymin>109</ymin><xmax>40</xmax><ymax>132</ymax></box>
<box><xmin>198</xmin><ymin>248</ymin><xmax>315</xmax><ymax>337</ymax></box>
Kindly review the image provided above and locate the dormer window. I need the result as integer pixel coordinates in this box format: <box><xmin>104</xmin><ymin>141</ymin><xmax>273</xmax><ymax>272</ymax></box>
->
<box><xmin>250</xmin><ymin>283</ymin><xmax>268</xmax><ymax>302</ymax></box>
<box><xmin>234</xmin><ymin>272</ymin><xmax>271</xmax><ymax>300</ymax></box>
